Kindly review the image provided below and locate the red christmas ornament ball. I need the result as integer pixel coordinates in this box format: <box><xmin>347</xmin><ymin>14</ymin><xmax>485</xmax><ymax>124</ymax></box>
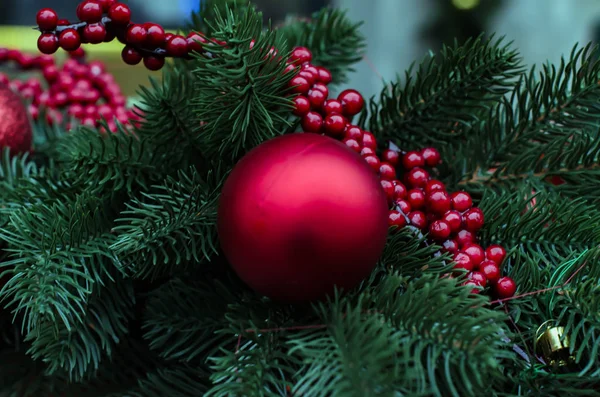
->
<box><xmin>217</xmin><ymin>133</ymin><xmax>389</xmax><ymax>302</ymax></box>
<box><xmin>0</xmin><ymin>85</ymin><xmax>33</xmax><ymax>153</ymax></box>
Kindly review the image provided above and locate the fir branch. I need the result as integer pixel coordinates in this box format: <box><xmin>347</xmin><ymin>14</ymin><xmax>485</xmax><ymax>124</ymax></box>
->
<box><xmin>278</xmin><ymin>8</ymin><xmax>366</xmax><ymax>84</ymax></box>
<box><xmin>25</xmin><ymin>275</ymin><xmax>134</xmax><ymax>382</ymax></box>
<box><xmin>142</xmin><ymin>277</ymin><xmax>235</xmax><ymax>363</ymax></box>
<box><xmin>111</xmin><ymin>167</ymin><xmax>220</xmax><ymax>280</ymax></box>
<box><xmin>0</xmin><ymin>192</ymin><xmax>122</xmax><ymax>336</ymax></box>
<box><xmin>290</xmin><ymin>274</ymin><xmax>512</xmax><ymax>396</ymax></box>
<box><xmin>130</xmin><ymin>365</ymin><xmax>212</xmax><ymax>397</ymax></box>
<box><xmin>367</xmin><ymin>35</ymin><xmax>523</xmax><ymax>150</ymax></box>
<box><xmin>53</xmin><ymin>126</ymin><xmax>160</xmax><ymax>194</ymax></box>
<box><xmin>192</xmin><ymin>5</ymin><xmax>294</xmax><ymax>163</ymax></box>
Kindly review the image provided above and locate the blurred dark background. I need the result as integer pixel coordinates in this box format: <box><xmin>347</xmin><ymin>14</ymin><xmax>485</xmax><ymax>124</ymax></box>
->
<box><xmin>2</xmin><ymin>0</ymin><xmax>600</xmax><ymax>98</ymax></box>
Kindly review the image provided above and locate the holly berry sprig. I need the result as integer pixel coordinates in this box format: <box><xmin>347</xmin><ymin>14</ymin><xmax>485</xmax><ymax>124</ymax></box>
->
<box><xmin>36</xmin><ymin>1</ymin><xmax>218</xmax><ymax>71</ymax></box>
<box><xmin>0</xmin><ymin>47</ymin><xmax>140</xmax><ymax>132</ymax></box>
<box><xmin>288</xmin><ymin>46</ymin><xmax>517</xmax><ymax>300</ymax></box>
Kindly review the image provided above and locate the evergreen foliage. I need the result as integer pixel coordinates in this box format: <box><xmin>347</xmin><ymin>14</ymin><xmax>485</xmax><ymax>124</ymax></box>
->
<box><xmin>1</xmin><ymin>2</ymin><xmax>600</xmax><ymax>396</ymax></box>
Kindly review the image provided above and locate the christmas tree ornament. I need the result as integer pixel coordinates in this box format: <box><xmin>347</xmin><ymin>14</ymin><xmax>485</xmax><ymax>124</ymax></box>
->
<box><xmin>535</xmin><ymin>326</ymin><xmax>574</xmax><ymax>368</ymax></box>
<box><xmin>217</xmin><ymin>133</ymin><xmax>389</xmax><ymax>302</ymax></box>
<box><xmin>0</xmin><ymin>85</ymin><xmax>33</xmax><ymax>153</ymax></box>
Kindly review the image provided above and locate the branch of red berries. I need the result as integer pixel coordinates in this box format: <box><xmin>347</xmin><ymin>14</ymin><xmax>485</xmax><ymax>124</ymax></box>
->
<box><xmin>33</xmin><ymin>1</ymin><xmax>516</xmax><ymax>299</ymax></box>
<box><xmin>0</xmin><ymin>47</ymin><xmax>140</xmax><ymax>132</ymax></box>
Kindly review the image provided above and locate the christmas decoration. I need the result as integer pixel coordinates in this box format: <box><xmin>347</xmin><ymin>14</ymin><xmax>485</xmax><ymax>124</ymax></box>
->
<box><xmin>217</xmin><ymin>133</ymin><xmax>389</xmax><ymax>302</ymax></box>
<box><xmin>0</xmin><ymin>85</ymin><xmax>32</xmax><ymax>153</ymax></box>
<box><xmin>0</xmin><ymin>47</ymin><xmax>140</xmax><ymax>131</ymax></box>
<box><xmin>536</xmin><ymin>326</ymin><xmax>574</xmax><ymax>368</ymax></box>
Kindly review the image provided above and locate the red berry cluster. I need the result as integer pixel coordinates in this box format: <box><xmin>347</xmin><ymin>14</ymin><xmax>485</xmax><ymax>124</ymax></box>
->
<box><xmin>287</xmin><ymin>45</ymin><xmax>516</xmax><ymax>300</ymax></box>
<box><xmin>0</xmin><ymin>47</ymin><xmax>140</xmax><ymax>132</ymax></box>
<box><xmin>36</xmin><ymin>1</ymin><xmax>217</xmax><ymax>71</ymax></box>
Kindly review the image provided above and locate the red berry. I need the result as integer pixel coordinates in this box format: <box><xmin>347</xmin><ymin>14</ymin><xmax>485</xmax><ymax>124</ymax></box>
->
<box><xmin>308</xmin><ymin>89</ymin><xmax>327</xmax><ymax>110</ymax></box>
<box><xmin>395</xmin><ymin>199</ymin><xmax>411</xmax><ymax>214</ymax></box>
<box><xmin>344</xmin><ymin>125</ymin><xmax>363</xmax><ymax>142</ymax></box>
<box><xmin>380</xmin><ymin>180</ymin><xmax>395</xmax><ymax>202</ymax></box>
<box><xmin>297</xmin><ymin>71</ymin><xmax>316</xmax><ymax>85</ymax></box>
<box><xmin>464</xmin><ymin>208</ymin><xmax>485</xmax><ymax>232</ymax></box>
<box><xmin>462</xmin><ymin>243</ymin><xmax>485</xmax><ymax>267</ymax></box>
<box><xmin>121</xmin><ymin>46</ymin><xmax>142</xmax><ymax>65</ymax></box>
<box><xmin>425</xmin><ymin>179</ymin><xmax>446</xmax><ymax>195</ymax></box>
<box><xmin>324</xmin><ymin>99</ymin><xmax>343</xmax><ymax>115</ymax></box>
<box><xmin>407</xmin><ymin>188</ymin><xmax>426</xmax><ymax>210</ymax></box>
<box><xmin>427</xmin><ymin>190</ymin><xmax>451</xmax><ymax>214</ymax></box>
<box><xmin>338</xmin><ymin>89</ymin><xmax>364</xmax><ymax>116</ymax></box>
<box><xmin>289</xmin><ymin>76</ymin><xmax>310</xmax><ymax>95</ymax></box>
<box><xmin>145</xmin><ymin>23</ymin><xmax>166</xmax><ymax>48</ymax></box>
<box><xmin>441</xmin><ymin>210</ymin><xmax>462</xmax><ymax>232</ymax></box>
<box><xmin>379</xmin><ymin>162</ymin><xmax>396</xmax><ymax>180</ymax></box>
<box><xmin>290</xmin><ymin>46</ymin><xmax>312</xmax><ymax>65</ymax></box>
<box><xmin>408</xmin><ymin>211</ymin><xmax>428</xmax><ymax>230</ymax></box>
<box><xmin>96</xmin><ymin>0</ymin><xmax>116</xmax><ymax>12</ymax></box>
<box><xmin>316</xmin><ymin>66</ymin><xmax>332</xmax><ymax>84</ymax></box>
<box><xmin>402</xmin><ymin>151</ymin><xmax>425</xmax><ymax>169</ymax></box>
<box><xmin>126</xmin><ymin>24</ymin><xmax>147</xmax><ymax>46</ymax></box>
<box><xmin>108</xmin><ymin>3</ymin><xmax>131</xmax><ymax>25</ymax></box>
<box><xmin>486</xmin><ymin>245</ymin><xmax>507</xmax><ymax>265</ymax></box>
<box><xmin>293</xmin><ymin>96</ymin><xmax>311</xmax><ymax>116</ymax></box>
<box><xmin>166</xmin><ymin>35</ymin><xmax>188</xmax><ymax>57</ymax></box>
<box><xmin>83</xmin><ymin>23</ymin><xmax>107</xmax><ymax>44</ymax></box>
<box><xmin>342</xmin><ymin>138</ymin><xmax>361</xmax><ymax>153</ymax></box>
<box><xmin>302</xmin><ymin>64</ymin><xmax>319</xmax><ymax>76</ymax></box>
<box><xmin>382</xmin><ymin>149</ymin><xmax>400</xmax><ymax>167</ymax></box>
<box><xmin>312</xmin><ymin>83</ymin><xmax>329</xmax><ymax>97</ymax></box>
<box><xmin>480</xmin><ymin>260</ymin><xmax>501</xmax><ymax>284</ymax></box>
<box><xmin>187</xmin><ymin>32</ymin><xmax>208</xmax><ymax>53</ymax></box>
<box><xmin>59</xmin><ymin>29</ymin><xmax>81</xmax><ymax>51</ymax></box>
<box><xmin>143</xmin><ymin>56</ymin><xmax>165</xmax><ymax>71</ymax></box>
<box><xmin>362</xmin><ymin>132</ymin><xmax>377</xmax><ymax>149</ymax></box>
<box><xmin>68</xmin><ymin>103</ymin><xmax>85</xmax><ymax>118</ymax></box>
<box><xmin>495</xmin><ymin>277</ymin><xmax>517</xmax><ymax>299</ymax></box>
<box><xmin>468</xmin><ymin>271</ymin><xmax>487</xmax><ymax>287</ymax></box>
<box><xmin>360</xmin><ymin>147</ymin><xmax>375</xmax><ymax>157</ymax></box>
<box><xmin>406</xmin><ymin>167</ymin><xmax>430</xmax><ymax>188</ymax></box>
<box><xmin>429</xmin><ymin>220</ymin><xmax>451</xmax><ymax>240</ymax></box>
<box><xmin>323</xmin><ymin>114</ymin><xmax>347</xmax><ymax>138</ymax></box>
<box><xmin>441</xmin><ymin>239</ymin><xmax>459</xmax><ymax>254</ymax></box>
<box><xmin>456</xmin><ymin>229</ymin><xmax>475</xmax><ymax>247</ymax></box>
<box><xmin>363</xmin><ymin>155</ymin><xmax>381</xmax><ymax>172</ymax></box>
<box><xmin>388</xmin><ymin>210</ymin><xmax>407</xmax><ymax>229</ymax></box>
<box><xmin>37</xmin><ymin>33</ymin><xmax>59</xmax><ymax>54</ymax></box>
<box><xmin>28</xmin><ymin>104</ymin><xmax>39</xmax><ymax>120</ymax></box>
<box><xmin>77</xmin><ymin>0</ymin><xmax>104</xmax><ymax>23</ymax></box>
<box><xmin>392</xmin><ymin>180</ymin><xmax>407</xmax><ymax>200</ymax></box>
<box><xmin>451</xmin><ymin>191</ymin><xmax>473</xmax><ymax>212</ymax></box>
<box><xmin>453</xmin><ymin>252</ymin><xmax>473</xmax><ymax>271</ymax></box>
<box><xmin>301</xmin><ymin>111</ymin><xmax>323</xmax><ymax>133</ymax></box>
<box><xmin>422</xmin><ymin>147</ymin><xmax>441</xmax><ymax>167</ymax></box>
<box><xmin>36</xmin><ymin>8</ymin><xmax>59</xmax><ymax>31</ymax></box>
<box><xmin>69</xmin><ymin>47</ymin><xmax>86</xmax><ymax>58</ymax></box>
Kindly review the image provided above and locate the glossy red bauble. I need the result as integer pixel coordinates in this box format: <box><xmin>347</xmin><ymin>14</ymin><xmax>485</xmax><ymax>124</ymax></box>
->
<box><xmin>0</xmin><ymin>85</ymin><xmax>33</xmax><ymax>153</ymax></box>
<box><xmin>218</xmin><ymin>133</ymin><xmax>389</xmax><ymax>302</ymax></box>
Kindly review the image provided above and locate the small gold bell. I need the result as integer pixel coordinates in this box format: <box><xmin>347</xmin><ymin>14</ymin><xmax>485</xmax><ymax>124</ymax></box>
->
<box><xmin>535</xmin><ymin>326</ymin><xmax>574</xmax><ymax>368</ymax></box>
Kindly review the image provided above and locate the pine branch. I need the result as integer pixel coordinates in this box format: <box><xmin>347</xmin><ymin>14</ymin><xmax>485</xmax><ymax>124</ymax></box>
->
<box><xmin>111</xmin><ymin>167</ymin><xmax>220</xmax><ymax>280</ymax></box>
<box><xmin>53</xmin><ymin>126</ymin><xmax>160</xmax><ymax>194</ymax></box>
<box><xmin>192</xmin><ymin>5</ymin><xmax>294</xmax><ymax>163</ymax></box>
<box><xmin>129</xmin><ymin>365</ymin><xmax>212</xmax><ymax>397</ymax></box>
<box><xmin>142</xmin><ymin>277</ymin><xmax>236</xmax><ymax>363</ymax></box>
<box><xmin>278</xmin><ymin>8</ymin><xmax>366</xmax><ymax>85</ymax></box>
<box><xmin>0</xmin><ymin>192</ymin><xmax>122</xmax><ymax>336</ymax></box>
<box><xmin>366</xmin><ymin>35</ymin><xmax>523</xmax><ymax>150</ymax></box>
<box><xmin>289</xmin><ymin>274</ymin><xmax>513</xmax><ymax>396</ymax></box>
<box><xmin>25</xmin><ymin>275</ymin><xmax>134</xmax><ymax>382</ymax></box>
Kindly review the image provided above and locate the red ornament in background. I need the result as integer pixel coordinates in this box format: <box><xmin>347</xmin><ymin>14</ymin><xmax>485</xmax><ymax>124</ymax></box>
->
<box><xmin>0</xmin><ymin>85</ymin><xmax>33</xmax><ymax>153</ymax></box>
<box><xmin>217</xmin><ymin>133</ymin><xmax>389</xmax><ymax>302</ymax></box>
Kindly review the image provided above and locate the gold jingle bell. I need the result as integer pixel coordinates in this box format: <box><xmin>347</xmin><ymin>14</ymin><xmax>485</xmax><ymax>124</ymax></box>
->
<box><xmin>535</xmin><ymin>325</ymin><xmax>574</xmax><ymax>368</ymax></box>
